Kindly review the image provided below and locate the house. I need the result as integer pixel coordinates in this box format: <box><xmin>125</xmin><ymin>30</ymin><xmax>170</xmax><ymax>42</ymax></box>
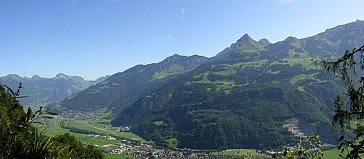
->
<box><xmin>120</xmin><ymin>126</ymin><xmax>131</xmax><ymax>132</ymax></box>
<box><xmin>111</xmin><ymin>149</ymin><xmax>123</xmax><ymax>154</ymax></box>
<box><xmin>106</xmin><ymin>136</ymin><xmax>116</xmax><ymax>141</ymax></box>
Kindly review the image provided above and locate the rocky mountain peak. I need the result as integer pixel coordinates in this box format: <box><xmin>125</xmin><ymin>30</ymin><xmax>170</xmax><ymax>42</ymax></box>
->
<box><xmin>284</xmin><ymin>36</ymin><xmax>301</xmax><ymax>45</ymax></box>
<box><xmin>239</xmin><ymin>33</ymin><xmax>253</xmax><ymax>41</ymax></box>
<box><xmin>3</xmin><ymin>74</ymin><xmax>22</xmax><ymax>81</ymax></box>
<box><xmin>31</xmin><ymin>75</ymin><xmax>42</xmax><ymax>79</ymax></box>
<box><xmin>259</xmin><ymin>38</ymin><xmax>271</xmax><ymax>46</ymax></box>
<box><xmin>233</xmin><ymin>33</ymin><xmax>264</xmax><ymax>53</ymax></box>
<box><xmin>54</xmin><ymin>73</ymin><xmax>69</xmax><ymax>79</ymax></box>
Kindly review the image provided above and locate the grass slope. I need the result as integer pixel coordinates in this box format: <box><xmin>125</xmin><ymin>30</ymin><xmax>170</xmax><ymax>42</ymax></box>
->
<box><xmin>42</xmin><ymin>117</ymin><xmax>145</xmax><ymax>145</ymax></box>
<box><xmin>210</xmin><ymin>149</ymin><xmax>267</xmax><ymax>157</ymax></box>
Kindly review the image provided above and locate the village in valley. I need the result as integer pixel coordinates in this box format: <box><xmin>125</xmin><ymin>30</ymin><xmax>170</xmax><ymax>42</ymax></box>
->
<box><xmin>40</xmin><ymin>110</ymin><xmax>271</xmax><ymax>159</ymax></box>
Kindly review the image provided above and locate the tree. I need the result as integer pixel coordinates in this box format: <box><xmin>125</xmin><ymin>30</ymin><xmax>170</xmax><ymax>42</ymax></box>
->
<box><xmin>52</xmin><ymin>133</ymin><xmax>103</xmax><ymax>159</ymax></box>
<box><xmin>273</xmin><ymin>135</ymin><xmax>323</xmax><ymax>159</ymax></box>
<box><xmin>1</xmin><ymin>84</ymin><xmax>60</xmax><ymax>158</ymax></box>
<box><xmin>322</xmin><ymin>44</ymin><xmax>364</xmax><ymax>158</ymax></box>
<box><xmin>0</xmin><ymin>84</ymin><xmax>104</xmax><ymax>158</ymax></box>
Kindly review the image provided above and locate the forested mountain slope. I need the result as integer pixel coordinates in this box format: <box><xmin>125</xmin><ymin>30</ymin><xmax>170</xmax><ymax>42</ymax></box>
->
<box><xmin>52</xmin><ymin>55</ymin><xmax>209</xmax><ymax>111</ymax></box>
<box><xmin>112</xmin><ymin>20</ymin><xmax>364</xmax><ymax>149</ymax></box>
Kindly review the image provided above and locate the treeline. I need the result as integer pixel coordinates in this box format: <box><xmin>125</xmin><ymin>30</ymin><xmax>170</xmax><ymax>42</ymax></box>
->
<box><xmin>0</xmin><ymin>85</ymin><xmax>103</xmax><ymax>158</ymax></box>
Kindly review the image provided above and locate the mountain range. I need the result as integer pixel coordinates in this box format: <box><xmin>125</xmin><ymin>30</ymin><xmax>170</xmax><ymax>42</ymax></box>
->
<box><xmin>0</xmin><ymin>73</ymin><xmax>108</xmax><ymax>106</ymax></box>
<box><xmin>111</xmin><ymin>20</ymin><xmax>363</xmax><ymax>149</ymax></box>
<box><xmin>47</xmin><ymin>20</ymin><xmax>364</xmax><ymax>149</ymax></box>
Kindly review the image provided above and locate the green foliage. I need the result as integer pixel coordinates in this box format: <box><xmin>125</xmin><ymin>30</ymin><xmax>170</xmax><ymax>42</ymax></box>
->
<box><xmin>321</xmin><ymin>44</ymin><xmax>364</xmax><ymax>159</ymax></box>
<box><xmin>152</xmin><ymin>64</ymin><xmax>184</xmax><ymax>80</ymax></box>
<box><xmin>273</xmin><ymin>135</ymin><xmax>323</xmax><ymax>159</ymax></box>
<box><xmin>289</xmin><ymin>73</ymin><xmax>319</xmax><ymax>85</ymax></box>
<box><xmin>165</xmin><ymin>138</ymin><xmax>178</xmax><ymax>148</ymax></box>
<box><xmin>0</xmin><ymin>85</ymin><xmax>103</xmax><ymax>158</ymax></box>
<box><xmin>132</xmin><ymin>119</ymin><xmax>177</xmax><ymax>148</ymax></box>
<box><xmin>52</xmin><ymin>133</ymin><xmax>103</xmax><ymax>159</ymax></box>
<box><xmin>0</xmin><ymin>85</ymin><xmax>61</xmax><ymax>158</ymax></box>
<box><xmin>322</xmin><ymin>148</ymin><xmax>364</xmax><ymax>159</ymax></box>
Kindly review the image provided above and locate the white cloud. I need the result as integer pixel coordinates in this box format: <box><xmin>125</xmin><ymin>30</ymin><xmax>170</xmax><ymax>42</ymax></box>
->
<box><xmin>166</xmin><ymin>35</ymin><xmax>172</xmax><ymax>39</ymax></box>
<box><xmin>110</xmin><ymin>0</ymin><xmax>121</xmax><ymax>4</ymax></box>
<box><xmin>153</xmin><ymin>35</ymin><xmax>173</xmax><ymax>40</ymax></box>
<box><xmin>180</xmin><ymin>8</ymin><xmax>185</xmax><ymax>22</ymax></box>
<box><xmin>276</xmin><ymin>0</ymin><xmax>297</xmax><ymax>4</ymax></box>
<box><xmin>69</xmin><ymin>0</ymin><xmax>80</xmax><ymax>5</ymax></box>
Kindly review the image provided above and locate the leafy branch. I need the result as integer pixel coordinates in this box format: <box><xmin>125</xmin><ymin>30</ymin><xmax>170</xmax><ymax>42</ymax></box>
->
<box><xmin>321</xmin><ymin>44</ymin><xmax>364</xmax><ymax>159</ymax></box>
<box><xmin>2</xmin><ymin>83</ymin><xmax>58</xmax><ymax>125</ymax></box>
<box><xmin>274</xmin><ymin>135</ymin><xmax>323</xmax><ymax>159</ymax></box>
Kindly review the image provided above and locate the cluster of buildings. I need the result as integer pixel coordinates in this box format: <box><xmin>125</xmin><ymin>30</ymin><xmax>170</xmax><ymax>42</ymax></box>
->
<box><xmin>105</xmin><ymin>140</ymin><xmax>267</xmax><ymax>159</ymax></box>
<box><xmin>87</xmin><ymin>134</ymin><xmax>116</xmax><ymax>141</ymax></box>
<box><xmin>127</xmin><ymin>148</ymin><xmax>267</xmax><ymax>159</ymax></box>
<box><xmin>119</xmin><ymin>126</ymin><xmax>131</xmax><ymax>132</ymax></box>
<box><xmin>61</xmin><ymin>111</ymin><xmax>104</xmax><ymax>120</ymax></box>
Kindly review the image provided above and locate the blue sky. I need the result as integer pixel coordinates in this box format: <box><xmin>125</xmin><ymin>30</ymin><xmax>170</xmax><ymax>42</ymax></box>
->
<box><xmin>1</xmin><ymin>0</ymin><xmax>364</xmax><ymax>80</ymax></box>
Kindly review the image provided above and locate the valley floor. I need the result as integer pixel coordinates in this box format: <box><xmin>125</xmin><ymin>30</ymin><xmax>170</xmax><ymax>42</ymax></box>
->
<box><xmin>40</xmin><ymin>111</ymin><xmax>343</xmax><ymax>159</ymax></box>
<box><xmin>41</xmin><ymin>112</ymin><xmax>270</xmax><ymax>159</ymax></box>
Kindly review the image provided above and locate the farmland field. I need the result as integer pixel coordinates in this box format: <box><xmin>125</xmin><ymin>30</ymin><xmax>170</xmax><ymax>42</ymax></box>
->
<box><xmin>210</xmin><ymin>149</ymin><xmax>267</xmax><ymax>157</ymax></box>
<box><xmin>43</xmin><ymin>118</ymin><xmax>144</xmax><ymax>142</ymax></box>
<box><xmin>322</xmin><ymin>148</ymin><xmax>364</xmax><ymax>159</ymax></box>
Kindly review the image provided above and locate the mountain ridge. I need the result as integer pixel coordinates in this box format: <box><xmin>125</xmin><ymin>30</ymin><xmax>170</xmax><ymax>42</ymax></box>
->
<box><xmin>0</xmin><ymin>73</ymin><xmax>106</xmax><ymax>106</ymax></box>
<box><xmin>50</xmin><ymin>54</ymin><xmax>209</xmax><ymax>112</ymax></box>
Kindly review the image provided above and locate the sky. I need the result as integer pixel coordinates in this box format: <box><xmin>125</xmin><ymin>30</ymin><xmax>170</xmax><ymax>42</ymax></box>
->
<box><xmin>1</xmin><ymin>0</ymin><xmax>364</xmax><ymax>80</ymax></box>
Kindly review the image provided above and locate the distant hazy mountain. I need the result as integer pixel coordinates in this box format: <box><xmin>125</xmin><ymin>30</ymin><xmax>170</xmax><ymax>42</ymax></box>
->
<box><xmin>94</xmin><ymin>75</ymin><xmax>111</xmax><ymax>84</ymax></box>
<box><xmin>0</xmin><ymin>73</ymin><xmax>104</xmax><ymax>106</ymax></box>
<box><xmin>259</xmin><ymin>38</ymin><xmax>271</xmax><ymax>47</ymax></box>
<box><xmin>51</xmin><ymin>54</ymin><xmax>209</xmax><ymax>111</ymax></box>
<box><xmin>111</xmin><ymin>20</ymin><xmax>364</xmax><ymax>149</ymax></box>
